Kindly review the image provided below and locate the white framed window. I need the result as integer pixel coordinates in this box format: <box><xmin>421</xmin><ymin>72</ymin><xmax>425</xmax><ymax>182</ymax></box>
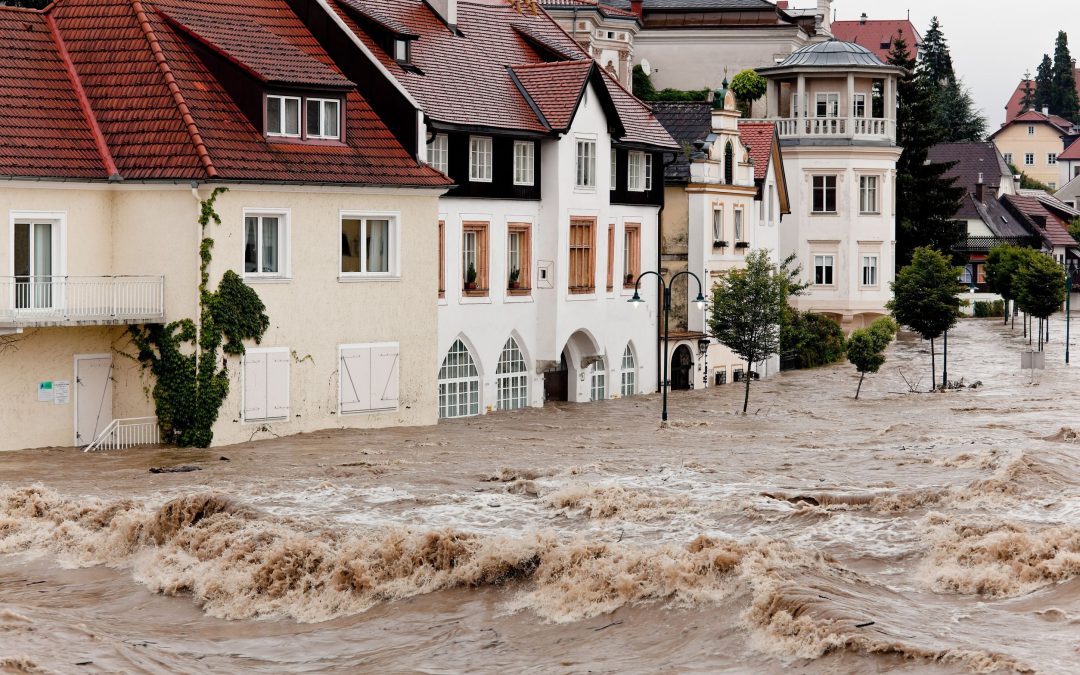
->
<box><xmin>859</xmin><ymin>175</ymin><xmax>879</xmax><ymax>214</ymax></box>
<box><xmin>812</xmin><ymin>175</ymin><xmax>838</xmax><ymax>213</ymax></box>
<box><xmin>243</xmin><ymin>347</ymin><xmax>290</xmax><ymax>422</ymax></box>
<box><xmin>590</xmin><ymin>358</ymin><xmax>606</xmax><ymax>401</ymax></box>
<box><xmin>814</xmin><ymin>254</ymin><xmax>835</xmax><ymax>286</ymax></box>
<box><xmin>861</xmin><ymin>255</ymin><xmax>878</xmax><ymax>286</ymax></box>
<box><xmin>244</xmin><ymin>211</ymin><xmax>289</xmax><ymax>279</ymax></box>
<box><xmin>266</xmin><ymin>95</ymin><xmax>301</xmax><ymax>137</ymax></box>
<box><xmin>853</xmin><ymin>93</ymin><xmax>866</xmax><ymax>117</ymax></box>
<box><xmin>306</xmin><ymin>98</ymin><xmax>340</xmax><ymax>139</ymax></box>
<box><xmin>341</xmin><ymin>213</ymin><xmax>397</xmax><ymax>277</ymax></box>
<box><xmin>620</xmin><ymin>344</ymin><xmax>636</xmax><ymax>397</ymax></box>
<box><xmin>1024</xmin><ymin>153</ymin><xmax>1035</xmax><ymax>166</ymax></box>
<box><xmin>513</xmin><ymin>141</ymin><xmax>535</xmax><ymax>186</ymax></box>
<box><xmin>1003</xmin><ymin>152</ymin><xmax>1013</xmax><ymax>164</ymax></box>
<box><xmin>610</xmin><ymin>144</ymin><xmax>617</xmax><ymax>191</ymax></box>
<box><xmin>496</xmin><ymin>337</ymin><xmax>528</xmax><ymax>410</ymax></box>
<box><xmin>1048</xmin><ymin>153</ymin><xmax>1057</xmax><ymax>165</ymax></box>
<box><xmin>734</xmin><ymin>208</ymin><xmax>744</xmax><ymax>242</ymax></box>
<box><xmin>644</xmin><ymin>153</ymin><xmax>652</xmax><ymax>190</ymax></box>
<box><xmin>438</xmin><ymin>339</ymin><xmax>480</xmax><ymax>418</ymax></box>
<box><xmin>628</xmin><ymin>151</ymin><xmax>646</xmax><ymax>191</ymax></box>
<box><xmin>1027</xmin><ymin>125</ymin><xmax>1035</xmax><ymax>135</ymax></box>
<box><xmin>712</xmin><ymin>207</ymin><xmax>724</xmax><ymax>243</ymax></box>
<box><xmin>576</xmin><ymin>139</ymin><xmax>596</xmax><ymax>188</ymax></box>
<box><xmin>394</xmin><ymin>39</ymin><xmax>409</xmax><ymax>62</ymax></box>
<box><xmin>815</xmin><ymin>92</ymin><xmax>839</xmax><ymax>117</ymax></box>
<box><xmin>469</xmin><ymin>136</ymin><xmax>493</xmax><ymax>182</ymax></box>
<box><xmin>429</xmin><ymin>133</ymin><xmax>448</xmax><ymax>174</ymax></box>
<box><xmin>340</xmin><ymin>343</ymin><xmax>400</xmax><ymax>414</ymax></box>
<box><xmin>11</xmin><ymin>213</ymin><xmax>63</xmax><ymax>310</ymax></box>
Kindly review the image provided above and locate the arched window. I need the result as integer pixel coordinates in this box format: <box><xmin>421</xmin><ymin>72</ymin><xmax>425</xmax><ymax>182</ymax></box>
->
<box><xmin>724</xmin><ymin>141</ymin><xmax>734</xmax><ymax>185</ymax></box>
<box><xmin>438</xmin><ymin>339</ymin><xmax>480</xmax><ymax>418</ymax></box>
<box><xmin>496</xmin><ymin>337</ymin><xmax>528</xmax><ymax>410</ymax></box>
<box><xmin>590</xmin><ymin>358</ymin><xmax>607</xmax><ymax>401</ymax></box>
<box><xmin>620</xmin><ymin>344</ymin><xmax>636</xmax><ymax>397</ymax></box>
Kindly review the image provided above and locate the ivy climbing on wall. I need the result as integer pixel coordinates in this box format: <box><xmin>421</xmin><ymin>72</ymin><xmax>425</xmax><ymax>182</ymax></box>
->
<box><xmin>130</xmin><ymin>187</ymin><xmax>270</xmax><ymax>448</ymax></box>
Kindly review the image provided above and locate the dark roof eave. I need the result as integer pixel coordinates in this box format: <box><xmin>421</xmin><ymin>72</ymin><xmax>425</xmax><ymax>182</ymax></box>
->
<box><xmin>426</xmin><ymin>118</ymin><xmax>556</xmax><ymax>139</ymax></box>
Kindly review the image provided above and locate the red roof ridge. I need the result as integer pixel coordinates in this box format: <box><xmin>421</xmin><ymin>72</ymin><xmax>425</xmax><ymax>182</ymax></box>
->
<box><xmin>44</xmin><ymin>11</ymin><xmax>118</xmax><ymax>179</ymax></box>
<box><xmin>512</xmin><ymin>60</ymin><xmax>590</xmax><ymax>69</ymax></box>
<box><xmin>128</xmin><ymin>0</ymin><xmax>216</xmax><ymax>178</ymax></box>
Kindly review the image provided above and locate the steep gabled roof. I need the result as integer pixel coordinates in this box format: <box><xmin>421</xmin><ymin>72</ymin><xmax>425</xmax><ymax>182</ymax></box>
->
<box><xmin>991</xmin><ymin>109</ymin><xmax>1074</xmax><ymax>139</ymax></box>
<box><xmin>510</xmin><ymin>60</ymin><xmax>595</xmax><ymax>131</ymax></box>
<box><xmin>650</xmin><ymin>101</ymin><xmax>711</xmax><ymax>182</ymax></box>
<box><xmin>1005</xmin><ymin>72</ymin><xmax>1080</xmax><ymax>123</ymax></box>
<box><xmin>737</xmin><ymin>120</ymin><xmax>774</xmax><ymax>182</ymax></box>
<box><xmin>2</xmin><ymin>0</ymin><xmax>448</xmax><ymax>186</ymax></box>
<box><xmin>1060</xmin><ymin>137</ymin><xmax>1080</xmax><ymax>161</ymax></box>
<box><xmin>1002</xmin><ymin>194</ymin><xmax>1079</xmax><ymax>249</ymax></box>
<box><xmin>928</xmin><ymin>141</ymin><xmax>1012</xmax><ymax>220</ymax></box>
<box><xmin>831</xmin><ymin>19</ymin><xmax>922</xmax><ymax>63</ymax></box>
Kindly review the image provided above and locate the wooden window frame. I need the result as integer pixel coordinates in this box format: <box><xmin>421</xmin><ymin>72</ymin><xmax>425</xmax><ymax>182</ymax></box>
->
<box><xmin>438</xmin><ymin>220</ymin><xmax>445</xmax><ymax>298</ymax></box>
<box><xmin>568</xmin><ymin>217</ymin><xmax>596</xmax><ymax>294</ymax></box>
<box><xmin>606</xmin><ymin>224</ymin><xmax>615</xmax><ymax>291</ymax></box>
<box><xmin>462</xmin><ymin>221</ymin><xmax>489</xmax><ymax>297</ymax></box>
<box><xmin>623</xmin><ymin>223</ymin><xmax>640</xmax><ymax>288</ymax></box>
<box><xmin>507</xmin><ymin>222</ymin><xmax>532</xmax><ymax>296</ymax></box>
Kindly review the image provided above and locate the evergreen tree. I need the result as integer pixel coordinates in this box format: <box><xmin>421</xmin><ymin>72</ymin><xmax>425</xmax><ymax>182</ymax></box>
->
<box><xmin>1034</xmin><ymin>54</ymin><xmax>1054</xmax><ymax>112</ymax></box>
<box><xmin>919</xmin><ymin>18</ymin><xmax>986</xmax><ymax>142</ymax></box>
<box><xmin>921</xmin><ymin>17</ymin><xmax>954</xmax><ymax>85</ymax></box>
<box><xmin>889</xmin><ymin>32</ymin><xmax>966</xmax><ymax>265</ymax></box>
<box><xmin>1051</xmin><ymin>31</ymin><xmax>1080</xmax><ymax>122</ymax></box>
<box><xmin>1019</xmin><ymin>72</ymin><xmax>1036</xmax><ymax>113</ymax></box>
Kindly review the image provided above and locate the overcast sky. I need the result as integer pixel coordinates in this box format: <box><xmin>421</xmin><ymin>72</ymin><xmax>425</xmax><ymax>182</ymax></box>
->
<box><xmin>825</xmin><ymin>0</ymin><xmax>1077</xmax><ymax>129</ymax></box>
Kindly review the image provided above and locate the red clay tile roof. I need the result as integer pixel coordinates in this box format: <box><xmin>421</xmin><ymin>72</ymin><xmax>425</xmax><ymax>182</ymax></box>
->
<box><xmin>831</xmin><ymin>19</ymin><xmax>921</xmax><ymax>63</ymax></box>
<box><xmin>737</xmin><ymin>120</ymin><xmax>775</xmax><ymax>182</ymax></box>
<box><xmin>158</xmin><ymin>8</ymin><xmax>355</xmax><ymax>88</ymax></box>
<box><xmin>510</xmin><ymin>60</ymin><xmax>593</xmax><ymax>130</ymax></box>
<box><xmin>1005</xmin><ymin>73</ymin><xmax>1080</xmax><ymax>123</ymax></box>
<box><xmin>1061</xmin><ymin>137</ymin><xmax>1080</xmax><ymax>161</ymax></box>
<box><xmin>1003</xmin><ymin>194</ymin><xmax>1079</xmax><ymax>249</ymax></box>
<box><xmin>0</xmin><ymin>7</ymin><xmax>111</xmax><ymax>179</ymax></box>
<box><xmin>330</xmin><ymin>0</ymin><xmax>674</xmax><ymax>148</ymax></box>
<box><xmin>1</xmin><ymin>0</ymin><xmax>448</xmax><ymax>186</ymax></box>
<box><xmin>990</xmin><ymin>109</ymin><xmax>1075</xmax><ymax>139</ymax></box>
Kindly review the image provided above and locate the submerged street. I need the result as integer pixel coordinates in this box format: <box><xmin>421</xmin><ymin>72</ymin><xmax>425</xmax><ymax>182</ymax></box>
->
<box><xmin>1</xmin><ymin>316</ymin><xmax>1078</xmax><ymax>674</ymax></box>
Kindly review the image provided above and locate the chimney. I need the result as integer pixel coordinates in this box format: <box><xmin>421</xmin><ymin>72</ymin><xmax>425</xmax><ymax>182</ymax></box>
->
<box><xmin>975</xmin><ymin>172</ymin><xmax>984</xmax><ymax>202</ymax></box>
<box><xmin>860</xmin><ymin>12</ymin><xmax>867</xmax><ymax>24</ymax></box>
<box><xmin>428</xmin><ymin>0</ymin><xmax>457</xmax><ymax>26</ymax></box>
<box><xmin>776</xmin><ymin>1</ymin><xmax>788</xmax><ymax>8</ymax></box>
<box><xmin>1042</xmin><ymin>106</ymin><xmax>1050</xmax><ymax>116</ymax></box>
<box><xmin>630</xmin><ymin>0</ymin><xmax>644</xmax><ymax>18</ymax></box>
<box><xmin>817</xmin><ymin>0</ymin><xmax>832</xmax><ymax>33</ymax></box>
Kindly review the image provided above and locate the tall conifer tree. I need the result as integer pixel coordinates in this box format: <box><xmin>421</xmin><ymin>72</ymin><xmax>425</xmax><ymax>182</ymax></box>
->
<box><xmin>1034</xmin><ymin>54</ymin><xmax>1054</xmax><ymax>112</ymax></box>
<box><xmin>889</xmin><ymin>32</ymin><xmax>965</xmax><ymax>265</ymax></box>
<box><xmin>1051</xmin><ymin>31</ymin><xmax>1079</xmax><ymax>122</ymax></box>
<box><xmin>919</xmin><ymin>17</ymin><xmax>985</xmax><ymax>142</ymax></box>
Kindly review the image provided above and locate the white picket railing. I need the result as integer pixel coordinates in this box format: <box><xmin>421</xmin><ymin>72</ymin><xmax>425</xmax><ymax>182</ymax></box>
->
<box><xmin>0</xmin><ymin>276</ymin><xmax>164</xmax><ymax>325</ymax></box>
<box><xmin>759</xmin><ymin>116</ymin><xmax>895</xmax><ymax>142</ymax></box>
<box><xmin>84</xmin><ymin>417</ymin><xmax>160</xmax><ymax>452</ymax></box>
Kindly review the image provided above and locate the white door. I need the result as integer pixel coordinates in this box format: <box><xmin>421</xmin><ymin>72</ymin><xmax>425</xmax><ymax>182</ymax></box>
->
<box><xmin>75</xmin><ymin>355</ymin><xmax>112</xmax><ymax>447</ymax></box>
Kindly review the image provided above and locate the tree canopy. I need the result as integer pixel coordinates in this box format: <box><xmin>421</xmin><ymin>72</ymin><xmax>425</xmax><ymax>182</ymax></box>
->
<box><xmin>1051</xmin><ymin>31</ymin><xmax>1080</xmax><ymax>122</ymax></box>
<box><xmin>1015</xmin><ymin>250</ymin><xmax>1066</xmax><ymax>320</ymax></box>
<box><xmin>920</xmin><ymin>17</ymin><xmax>986</xmax><ymax>142</ymax></box>
<box><xmin>846</xmin><ymin>317</ymin><xmax>898</xmax><ymax>399</ymax></box>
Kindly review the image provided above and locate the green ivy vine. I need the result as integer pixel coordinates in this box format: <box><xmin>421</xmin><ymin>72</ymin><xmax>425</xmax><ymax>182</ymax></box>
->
<box><xmin>130</xmin><ymin>187</ymin><xmax>270</xmax><ymax>448</ymax></box>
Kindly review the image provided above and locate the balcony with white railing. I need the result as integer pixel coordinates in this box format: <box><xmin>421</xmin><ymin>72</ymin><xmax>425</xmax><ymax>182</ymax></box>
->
<box><xmin>759</xmin><ymin>116</ymin><xmax>896</xmax><ymax>144</ymax></box>
<box><xmin>0</xmin><ymin>276</ymin><xmax>165</xmax><ymax>327</ymax></box>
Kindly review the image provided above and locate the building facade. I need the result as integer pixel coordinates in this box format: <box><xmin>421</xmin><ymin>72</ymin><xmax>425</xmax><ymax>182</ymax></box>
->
<box><xmin>990</xmin><ymin>109</ymin><xmax>1077</xmax><ymax>192</ymax></box>
<box><xmin>540</xmin><ymin>0</ymin><xmax>642</xmax><ymax>89</ymax></box>
<box><xmin>0</xmin><ymin>0</ymin><xmax>449</xmax><ymax>451</ymax></box>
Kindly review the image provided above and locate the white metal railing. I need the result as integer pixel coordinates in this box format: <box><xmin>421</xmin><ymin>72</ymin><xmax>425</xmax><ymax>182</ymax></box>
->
<box><xmin>84</xmin><ymin>417</ymin><xmax>160</xmax><ymax>452</ymax></box>
<box><xmin>761</xmin><ymin>116</ymin><xmax>895</xmax><ymax>142</ymax></box>
<box><xmin>0</xmin><ymin>276</ymin><xmax>164</xmax><ymax>325</ymax></box>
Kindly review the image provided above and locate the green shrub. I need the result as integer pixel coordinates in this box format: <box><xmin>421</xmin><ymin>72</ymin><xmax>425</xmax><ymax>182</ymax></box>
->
<box><xmin>972</xmin><ymin>299</ymin><xmax>1005</xmax><ymax>317</ymax></box>
<box><xmin>780</xmin><ymin>308</ymin><xmax>846</xmax><ymax>370</ymax></box>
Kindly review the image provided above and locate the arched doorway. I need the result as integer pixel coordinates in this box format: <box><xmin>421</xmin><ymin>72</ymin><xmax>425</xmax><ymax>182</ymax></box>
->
<box><xmin>438</xmin><ymin>339</ymin><xmax>480</xmax><ymax>418</ymax></box>
<box><xmin>496</xmin><ymin>337</ymin><xmax>529</xmax><ymax>410</ymax></box>
<box><xmin>670</xmin><ymin>344</ymin><xmax>694</xmax><ymax>391</ymax></box>
<box><xmin>544</xmin><ymin>352</ymin><xmax>569</xmax><ymax>402</ymax></box>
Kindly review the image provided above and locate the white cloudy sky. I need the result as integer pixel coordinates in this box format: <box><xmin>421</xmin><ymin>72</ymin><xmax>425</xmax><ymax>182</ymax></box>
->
<box><xmin>825</xmin><ymin>0</ymin><xmax>1077</xmax><ymax>128</ymax></box>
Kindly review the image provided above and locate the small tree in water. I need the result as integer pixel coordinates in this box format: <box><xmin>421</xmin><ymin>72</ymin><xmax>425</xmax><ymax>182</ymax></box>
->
<box><xmin>985</xmin><ymin>244</ymin><xmax>1024</xmax><ymax>325</ymax></box>
<box><xmin>1015</xmin><ymin>251</ymin><xmax>1066</xmax><ymax>351</ymax></box>
<box><xmin>708</xmin><ymin>249</ymin><xmax>790</xmax><ymax>413</ymax></box>
<box><xmin>887</xmin><ymin>247</ymin><xmax>963</xmax><ymax>390</ymax></box>
<box><xmin>846</xmin><ymin>317</ymin><xmax>898</xmax><ymax>399</ymax></box>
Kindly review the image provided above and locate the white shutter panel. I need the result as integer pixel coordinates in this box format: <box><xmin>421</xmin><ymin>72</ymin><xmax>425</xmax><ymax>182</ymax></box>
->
<box><xmin>370</xmin><ymin>343</ymin><xmax>400</xmax><ymax>410</ymax></box>
<box><xmin>243</xmin><ymin>351</ymin><xmax>267</xmax><ymax>421</ymax></box>
<box><xmin>339</xmin><ymin>346</ymin><xmax>372</xmax><ymax>413</ymax></box>
<box><xmin>266</xmin><ymin>350</ymin><xmax>290</xmax><ymax>419</ymax></box>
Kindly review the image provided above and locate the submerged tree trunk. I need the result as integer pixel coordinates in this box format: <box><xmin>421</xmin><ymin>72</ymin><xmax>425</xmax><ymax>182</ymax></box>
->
<box><xmin>855</xmin><ymin>371</ymin><xmax>865</xmax><ymax>399</ymax></box>
<box><xmin>1039</xmin><ymin>318</ymin><xmax>1044</xmax><ymax>351</ymax></box>
<box><xmin>930</xmin><ymin>338</ymin><xmax>936</xmax><ymax>391</ymax></box>
<box><xmin>942</xmin><ymin>330</ymin><xmax>949</xmax><ymax>387</ymax></box>
<box><xmin>742</xmin><ymin>367</ymin><xmax>751</xmax><ymax>413</ymax></box>
<box><xmin>1004</xmin><ymin>298</ymin><xmax>1009</xmax><ymax>325</ymax></box>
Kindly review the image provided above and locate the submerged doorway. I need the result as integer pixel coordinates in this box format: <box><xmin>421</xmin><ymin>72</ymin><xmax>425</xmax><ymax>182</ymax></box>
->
<box><xmin>74</xmin><ymin>354</ymin><xmax>112</xmax><ymax>447</ymax></box>
<box><xmin>670</xmin><ymin>344</ymin><xmax>693</xmax><ymax>391</ymax></box>
<box><xmin>544</xmin><ymin>352</ymin><xmax>569</xmax><ymax>402</ymax></box>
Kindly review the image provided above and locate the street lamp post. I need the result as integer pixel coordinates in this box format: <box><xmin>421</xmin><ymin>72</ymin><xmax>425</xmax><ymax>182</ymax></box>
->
<box><xmin>629</xmin><ymin>271</ymin><xmax>706</xmax><ymax>422</ymax></box>
<box><xmin>1067</xmin><ymin>270</ymin><xmax>1074</xmax><ymax>365</ymax></box>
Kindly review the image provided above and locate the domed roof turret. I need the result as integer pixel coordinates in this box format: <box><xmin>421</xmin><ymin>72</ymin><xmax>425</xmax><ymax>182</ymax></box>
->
<box><xmin>767</xmin><ymin>40</ymin><xmax>893</xmax><ymax>70</ymax></box>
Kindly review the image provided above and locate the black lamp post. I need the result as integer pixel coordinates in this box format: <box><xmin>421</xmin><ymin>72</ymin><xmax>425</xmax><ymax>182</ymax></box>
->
<box><xmin>1066</xmin><ymin>266</ymin><xmax>1074</xmax><ymax>365</ymax></box>
<box><xmin>629</xmin><ymin>270</ymin><xmax>706</xmax><ymax>422</ymax></box>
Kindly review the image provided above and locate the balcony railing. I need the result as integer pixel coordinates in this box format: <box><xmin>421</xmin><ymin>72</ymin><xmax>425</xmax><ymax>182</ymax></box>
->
<box><xmin>0</xmin><ymin>276</ymin><xmax>165</xmax><ymax>326</ymax></box>
<box><xmin>951</xmin><ymin>235</ymin><xmax>1041</xmax><ymax>253</ymax></box>
<box><xmin>757</xmin><ymin>116</ymin><xmax>895</xmax><ymax>143</ymax></box>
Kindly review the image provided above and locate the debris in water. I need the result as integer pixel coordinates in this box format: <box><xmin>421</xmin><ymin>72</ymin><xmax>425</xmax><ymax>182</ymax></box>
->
<box><xmin>148</xmin><ymin>465</ymin><xmax>201</xmax><ymax>474</ymax></box>
<box><xmin>855</xmin><ymin>621</ymin><xmax>875</xmax><ymax>628</ymax></box>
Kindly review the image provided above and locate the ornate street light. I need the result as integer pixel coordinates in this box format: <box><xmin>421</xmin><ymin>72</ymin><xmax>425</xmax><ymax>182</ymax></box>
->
<box><xmin>629</xmin><ymin>271</ymin><xmax>706</xmax><ymax>422</ymax></box>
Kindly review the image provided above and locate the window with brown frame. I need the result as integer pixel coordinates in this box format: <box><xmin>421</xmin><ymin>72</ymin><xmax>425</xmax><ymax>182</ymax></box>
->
<box><xmin>568</xmin><ymin>217</ymin><xmax>595</xmax><ymax>294</ymax></box>
<box><xmin>438</xmin><ymin>220</ymin><xmax>445</xmax><ymax>298</ymax></box>
<box><xmin>606</xmin><ymin>224</ymin><xmax>615</xmax><ymax>291</ymax></box>
<box><xmin>507</xmin><ymin>223</ymin><xmax>532</xmax><ymax>295</ymax></box>
<box><xmin>462</xmin><ymin>222</ymin><xmax>489</xmax><ymax>297</ymax></box>
<box><xmin>623</xmin><ymin>223</ymin><xmax>640</xmax><ymax>288</ymax></box>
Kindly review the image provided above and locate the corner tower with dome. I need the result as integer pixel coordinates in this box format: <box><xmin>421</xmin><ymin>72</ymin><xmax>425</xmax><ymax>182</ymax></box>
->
<box><xmin>756</xmin><ymin>40</ymin><xmax>905</xmax><ymax>331</ymax></box>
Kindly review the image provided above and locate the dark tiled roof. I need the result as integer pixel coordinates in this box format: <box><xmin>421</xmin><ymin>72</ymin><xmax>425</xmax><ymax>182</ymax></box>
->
<box><xmin>927</xmin><ymin>141</ymin><xmax>1011</xmax><ymax>220</ymax></box>
<box><xmin>6</xmin><ymin>0</ymin><xmax>448</xmax><ymax>186</ymax></box>
<box><xmin>737</xmin><ymin>120</ymin><xmax>774</xmax><ymax>182</ymax></box>
<box><xmin>969</xmin><ymin>195</ymin><xmax>1030</xmax><ymax>239</ymax></box>
<box><xmin>608</xmin><ymin>0</ymin><xmax>775</xmax><ymax>9</ymax></box>
<box><xmin>0</xmin><ymin>7</ymin><xmax>109</xmax><ymax>179</ymax></box>
<box><xmin>540</xmin><ymin>0</ymin><xmax>639</xmax><ymax>20</ymax></box>
<box><xmin>1002</xmin><ymin>194</ymin><xmax>1080</xmax><ymax>249</ymax></box>
<box><xmin>830</xmin><ymin>20</ymin><xmax>921</xmax><ymax>63</ymax></box>
<box><xmin>601</xmin><ymin>68</ymin><xmax>677</xmax><ymax>149</ymax></box>
<box><xmin>650</xmin><ymin>101</ymin><xmax>711</xmax><ymax>182</ymax></box>
<box><xmin>511</xmin><ymin>61</ymin><xmax>593</xmax><ymax>131</ymax></box>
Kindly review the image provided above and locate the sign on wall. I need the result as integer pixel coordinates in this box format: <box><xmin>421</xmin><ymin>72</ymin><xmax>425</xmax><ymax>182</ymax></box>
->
<box><xmin>38</xmin><ymin>381</ymin><xmax>53</xmax><ymax>403</ymax></box>
<box><xmin>53</xmin><ymin>381</ymin><xmax>70</xmax><ymax>405</ymax></box>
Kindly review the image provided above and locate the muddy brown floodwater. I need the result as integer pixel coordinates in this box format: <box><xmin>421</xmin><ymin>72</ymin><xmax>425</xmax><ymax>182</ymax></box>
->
<box><xmin>2</xmin><ymin>316</ymin><xmax>1079</xmax><ymax>674</ymax></box>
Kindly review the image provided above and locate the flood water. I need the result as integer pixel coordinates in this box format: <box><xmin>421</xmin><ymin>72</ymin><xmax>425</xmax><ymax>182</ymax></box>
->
<box><xmin>1</xmin><ymin>316</ymin><xmax>1078</xmax><ymax>674</ymax></box>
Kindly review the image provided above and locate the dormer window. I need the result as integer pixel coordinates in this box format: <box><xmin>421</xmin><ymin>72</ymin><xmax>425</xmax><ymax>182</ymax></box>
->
<box><xmin>266</xmin><ymin>93</ymin><xmax>343</xmax><ymax>142</ymax></box>
<box><xmin>395</xmin><ymin>39</ymin><xmax>409</xmax><ymax>62</ymax></box>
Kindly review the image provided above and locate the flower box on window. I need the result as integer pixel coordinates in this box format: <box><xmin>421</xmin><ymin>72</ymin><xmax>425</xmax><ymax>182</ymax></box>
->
<box><xmin>735</xmin><ymin>241</ymin><xmax>750</xmax><ymax>249</ymax></box>
<box><xmin>712</xmin><ymin>240</ymin><xmax>728</xmax><ymax>248</ymax></box>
